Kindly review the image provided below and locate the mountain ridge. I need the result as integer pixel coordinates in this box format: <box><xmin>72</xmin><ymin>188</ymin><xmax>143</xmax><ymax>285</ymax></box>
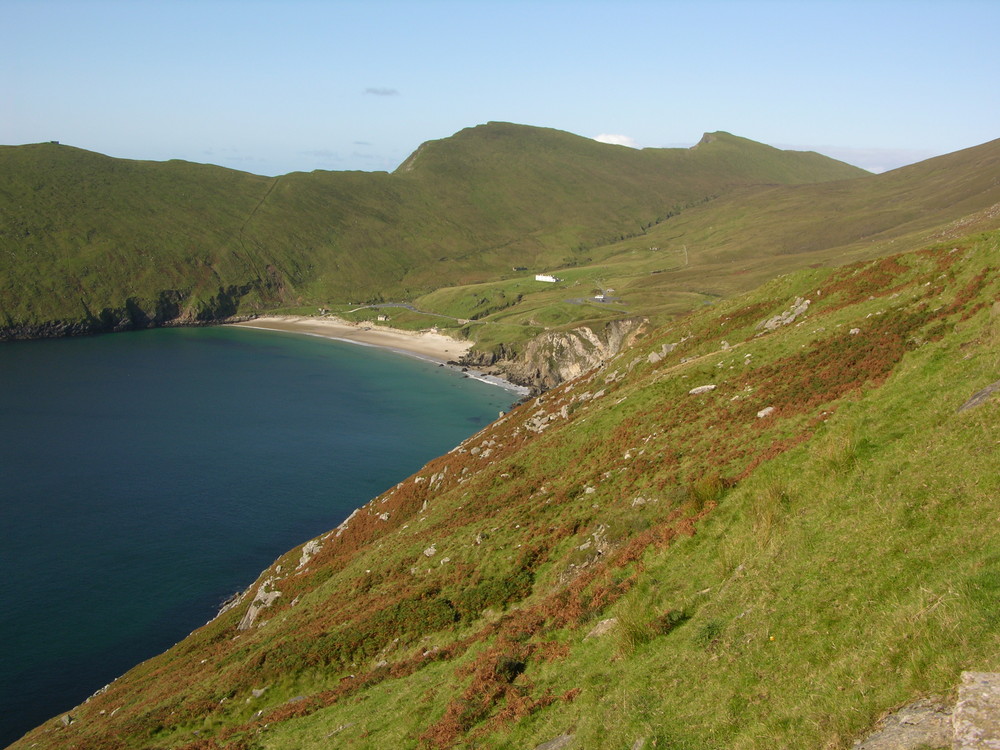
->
<box><xmin>0</xmin><ymin>122</ymin><xmax>866</xmax><ymax>343</ymax></box>
<box><xmin>4</xmin><ymin>123</ymin><xmax>1000</xmax><ymax>748</ymax></box>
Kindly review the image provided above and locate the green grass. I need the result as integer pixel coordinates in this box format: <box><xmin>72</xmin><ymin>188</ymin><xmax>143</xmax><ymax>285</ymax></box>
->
<box><xmin>1</xmin><ymin>123</ymin><xmax>868</xmax><ymax>339</ymax></box>
<box><xmin>429</xmin><ymin>139</ymin><xmax>1000</xmax><ymax>344</ymax></box>
<box><xmin>14</xmin><ymin>232</ymin><xmax>999</xmax><ymax>750</ymax></box>
<box><xmin>7</xmin><ymin>124</ymin><xmax>1000</xmax><ymax>749</ymax></box>
<box><xmin>5</xmin><ymin>128</ymin><xmax>999</xmax><ymax>388</ymax></box>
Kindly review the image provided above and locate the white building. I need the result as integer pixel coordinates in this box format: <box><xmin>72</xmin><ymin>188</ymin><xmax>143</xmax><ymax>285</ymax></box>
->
<box><xmin>535</xmin><ymin>274</ymin><xmax>559</xmax><ymax>283</ymax></box>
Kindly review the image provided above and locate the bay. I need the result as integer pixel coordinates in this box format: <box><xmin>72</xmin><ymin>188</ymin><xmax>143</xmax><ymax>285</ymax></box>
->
<box><xmin>0</xmin><ymin>326</ymin><xmax>516</xmax><ymax>746</ymax></box>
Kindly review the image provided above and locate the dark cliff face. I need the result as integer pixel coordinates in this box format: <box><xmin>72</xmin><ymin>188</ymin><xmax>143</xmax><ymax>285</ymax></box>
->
<box><xmin>0</xmin><ymin>283</ymin><xmax>272</xmax><ymax>341</ymax></box>
<box><xmin>0</xmin><ymin>312</ymin><xmax>258</xmax><ymax>341</ymax></box>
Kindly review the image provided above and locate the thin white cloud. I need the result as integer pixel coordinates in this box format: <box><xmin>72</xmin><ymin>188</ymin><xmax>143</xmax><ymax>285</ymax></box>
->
<box><xmin>364</xmin><ymin>87</ymin><xmax>400</xmax><ymax>96</ymax></box>
<box><xmin>594</xmin><ymin>133</ymin><xmax>640</xmax><ymax>148</ymax></box>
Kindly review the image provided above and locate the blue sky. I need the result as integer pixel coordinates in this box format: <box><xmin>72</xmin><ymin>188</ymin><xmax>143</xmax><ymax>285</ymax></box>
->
<box><xmin>3</xmin><ymin>0</ymin><xmax>997</xmax><ymax>175</ymax></box>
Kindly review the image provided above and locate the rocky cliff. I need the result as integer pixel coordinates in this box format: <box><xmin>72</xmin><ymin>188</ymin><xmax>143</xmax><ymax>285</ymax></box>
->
<box><xmin>462</xmin><ymin>317</ymin><xmax>647</xmax><ymax>392</ymax></box>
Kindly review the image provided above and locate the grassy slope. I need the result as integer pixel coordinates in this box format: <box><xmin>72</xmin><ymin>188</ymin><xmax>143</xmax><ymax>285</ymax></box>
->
<box><xmin>0</xmin><ymin>124</ymin><xmax>865</xmax><ymax>333</ymax></box>
<box><xmin>408</xmin><ymin>137</ymin><xmax>1000</xmax><ymax>353</ymax></box>
<box><xmin>0</xmin><ymin>144</ymin><xmax>274</xmax><ymax>323</ymax></box>
<box><xmin>14</xmin><ymin>231</ymin><xmax>998</xmax><ymax>750</ymax></box>
<box><xmin>617</xmin><ymin>136</ymin><xmax>1000</xmax><ymax>300</ymax></box>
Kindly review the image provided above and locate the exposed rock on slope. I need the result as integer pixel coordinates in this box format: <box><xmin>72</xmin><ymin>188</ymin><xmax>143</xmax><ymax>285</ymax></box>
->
<box><xmin>464</xmin><ymin>317</ymin><xmax>646</xmax><ymax>391</ymax></box>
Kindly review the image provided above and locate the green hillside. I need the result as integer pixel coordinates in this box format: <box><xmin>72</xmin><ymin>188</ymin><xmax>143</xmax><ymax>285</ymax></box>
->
<box><xmin>0</xmin><ymin>123</ymin><xmax>865</xmax><ymax>338</ymax></box>
<box><xmin>607</xmin><ymin>136</ymin><xmax>1000</xmax><ymax>304</ymax></box>
<box><xmin>6</xmin><ymin>127</ymin><xmax>1000</xmax><ymax>748</ymax></box>
<box><xmin>0</xmin><ymin>144</ymin><xmax>274</xmax><ymax>330</ymax></box>
<box><xmin>404</xmin><ymin>137</ymin><xmax>1000</xmax><ymax>357</ymax></box>
<box><xmin>13</xmin><ymin>230</ymin><xmax>999</xmax><ymax>749</ymax></box>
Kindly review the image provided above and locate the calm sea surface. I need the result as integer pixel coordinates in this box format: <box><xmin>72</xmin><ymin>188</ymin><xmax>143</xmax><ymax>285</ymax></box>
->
<box><xmin>0</xmin><ymin>326</ymin><xmax>516</xmax><ymax>746</ymax></box>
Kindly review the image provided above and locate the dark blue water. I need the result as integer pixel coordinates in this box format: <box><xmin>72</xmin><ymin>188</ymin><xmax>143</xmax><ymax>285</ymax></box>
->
<box><xmin>0</xmin><ymin>326</ymin><xmax>515</xmax><ymax>747</ymax></box>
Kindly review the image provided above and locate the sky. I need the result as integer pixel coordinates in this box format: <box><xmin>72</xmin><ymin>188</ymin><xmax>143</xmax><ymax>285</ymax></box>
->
<box><xmin>2</xmin><ymin>0</ymin><xmax>998</xmax><ymax>176</ymax></box>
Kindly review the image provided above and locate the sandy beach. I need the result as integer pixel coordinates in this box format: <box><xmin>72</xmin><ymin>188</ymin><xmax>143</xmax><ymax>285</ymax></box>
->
<box><xmin>232</xmin><ymin>316</ymin><xmax>530</xmax><ymax>395</ymax></box>
<box><xmin>231</xmin><ymin>315</ymin><xmax>473</xmax><ymax>364</ymax></box>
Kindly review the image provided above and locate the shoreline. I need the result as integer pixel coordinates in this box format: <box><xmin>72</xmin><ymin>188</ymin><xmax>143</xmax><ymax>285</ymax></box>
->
<box><xmin>231</xmin><ymin>315</ymin><xmax>530</xmax><ymax>395</ymax></box>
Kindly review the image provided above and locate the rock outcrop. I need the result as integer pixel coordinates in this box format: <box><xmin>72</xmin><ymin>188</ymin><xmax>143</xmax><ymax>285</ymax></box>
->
<box><xmin>0</xmin><ymin>282</ymin><xmax>276</xmax><ymax>341</ymax></box>
<box><xmin>462</xmin><ymin>317</ymin><xmax>646</xmax><ymax>392</ymax></box>
<box><xmin>954</xmin><ymin>672</ymin><xmax>1000</xmax><ymax>749</ymax></box>
<box><xmin>756</xmin><ymin>296</ymin><xmax>811</xmax><ymax>332</ymax></box>
<box><xmin>853</xmin><ymin>672</ymin><xmax>1000</xmax><ymax>749</ymax></box>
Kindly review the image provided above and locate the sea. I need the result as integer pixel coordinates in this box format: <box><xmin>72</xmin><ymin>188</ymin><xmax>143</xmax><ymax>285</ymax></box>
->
<box><xmin>0</xmin><ymin>325</ymin><xmax>518</xmax><ymax>747</ymax></box>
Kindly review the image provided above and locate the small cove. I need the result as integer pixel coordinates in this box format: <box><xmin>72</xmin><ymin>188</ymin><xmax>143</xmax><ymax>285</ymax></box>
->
<box><xmin>0</xmin><ymin>326</ymin><xmax>516</xmax><ymax>746</ymax></box>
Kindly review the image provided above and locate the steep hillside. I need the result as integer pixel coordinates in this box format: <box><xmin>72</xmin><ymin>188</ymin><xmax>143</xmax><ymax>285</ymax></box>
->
<box><xmin>385</xmin><ymin>126</ymin><xmax>865</xmax><ymax>292</ymax></box>
<box><xmin>610</xmin><ymin>136</ymin><xmax>1000</xmax><ymax>300</ymax></box>
<box><xmin>13</xmin><ymin>231</ymin><xmax>998</xmax><ymax>749</ymax></box>
<box><xmin>408</xmin><ymin>137</ymin><xmax>1000</xmax><ymax>388</ymax></box>
<box><xmin>0</xmin><ymin>124</ymin><xmax>865</xmax><ymax>338</ymax></box>
<box><xmin>0</xmin><ymin>145</ymin><xmax>275</xmax><ymax>333</ymax></box>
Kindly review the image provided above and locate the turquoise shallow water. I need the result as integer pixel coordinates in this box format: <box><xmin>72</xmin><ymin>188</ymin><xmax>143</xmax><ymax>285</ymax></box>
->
<box><xmin>0</xmin><ymin>326</ymin><xmax>516</xmax><ymax>746</ymax></box>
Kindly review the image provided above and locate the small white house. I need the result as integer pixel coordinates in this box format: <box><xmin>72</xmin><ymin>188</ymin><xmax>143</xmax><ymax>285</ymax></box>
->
<box><xmin>535</xmin><ymin>274</ymin><xmax>559</xmax><ymax>283</ymax></box>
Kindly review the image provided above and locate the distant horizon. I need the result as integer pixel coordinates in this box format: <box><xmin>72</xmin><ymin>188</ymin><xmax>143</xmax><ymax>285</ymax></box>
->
<box><xmin>3</xmin><ymin>121</ymin><xmax>966</xmax><ymax>177</ymax></box>
<box><xmin>4</xmin><ymin>0</ymin><xmax>996</xmax><ymax>178</ymax></box>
